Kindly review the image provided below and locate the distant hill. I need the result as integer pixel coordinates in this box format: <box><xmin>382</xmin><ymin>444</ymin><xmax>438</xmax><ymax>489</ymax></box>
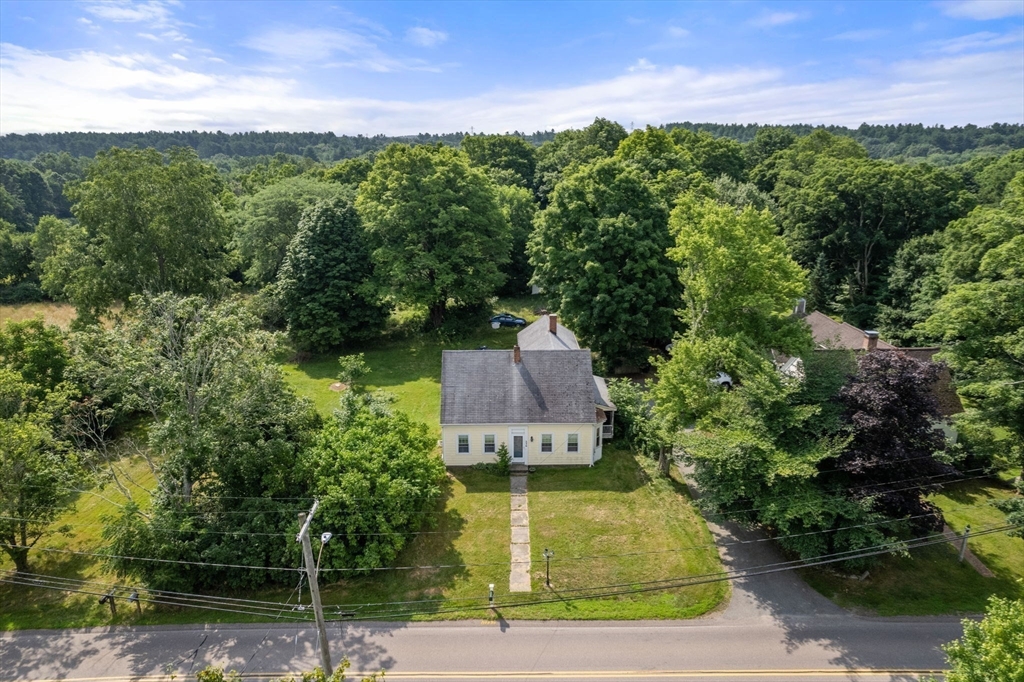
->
<box><xmin>1</xmin><ymin>123</ymin><xmax>1021</xmax><ymax>163</ymax></box>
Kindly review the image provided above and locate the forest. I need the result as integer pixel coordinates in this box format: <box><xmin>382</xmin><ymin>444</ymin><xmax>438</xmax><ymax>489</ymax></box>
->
<box><xmin>1</xmin><ymin>118</ymin><xmax>1022</xmax><ymax>594</ymax></box>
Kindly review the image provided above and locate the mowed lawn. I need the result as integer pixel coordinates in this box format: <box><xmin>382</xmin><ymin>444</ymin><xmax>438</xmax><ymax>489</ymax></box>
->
<box><xmin>3</xmin><ymin>298</ymin><xmax>726</xmax><ymax>627</ymax></box>
<box><xmin>802</xmin><ymin>476</ymin><xmax>1024</xmax><ymax>616</ymax></box>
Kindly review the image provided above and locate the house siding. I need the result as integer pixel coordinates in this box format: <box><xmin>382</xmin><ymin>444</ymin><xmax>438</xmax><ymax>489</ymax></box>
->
<box><xmin>441</xmin><ymin>423</ymin><xmax>597</xmax><ymax>466</ymax></box>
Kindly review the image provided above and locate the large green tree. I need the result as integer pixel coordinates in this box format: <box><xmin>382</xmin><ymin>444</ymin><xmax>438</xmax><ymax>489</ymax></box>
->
<box><xmin>530</xmin><ymin>158</ymin><xmax>677</xmax><ymax>369</ymax></box>
<box><xmin>534</xmin><ymin>118</ymin><xmax>628</xmax><ymax>203</ymax></box>
<box><xmin>668</xmin><ymin>195</ymin><xmax>809</xmax><ymax>354</ymax></box>
<box><xmin>776</xmin><ymin>153</ymin><xmax>972</xmax><ymax>327</ymax></box>
<box><xmin>461</xmin><ymin>134</ymin><xmax>537</xmax><ymax>188</ymax></box>
<box><xmin>95</xmin><ymin>294</ymin><xmax>320</xmax><ymax>591</ymax></box>
<box><xmin>0</xmin><ymin>320</ymin><xmax>79</xmax><ymax>573</ymax></box>
<box><xmin>614</xmin><ymin>127</ymin><xmax>705</xmax><ymax>206</ymax></box>
<box><xmin>356</xmin><ymin>143</ymin><xmax>509</xmax><ymax>327</ymax></box>
<box><xmin>494</xmin><ymin>184</ymin><xmax>538</xmax><ymax>296</ymax></box>
<box><xmin>233</xmin><ymin>175</ymin><xmax>350</xmax><ymax>286</ymax></box>
<box><xmin>276</xmin><ymin>198</ymin><xmax>388</xmax><ymax>351</ymax></box>
<box><xmin>938</xmin><ymin>597</ymin><xmax>1024</xmax><ymax>682</ymax></box>
<box><xmin>41</xmin><ymin>147</ymin><xmax>231</xmax><ymax>321</ymax></box>
<box><xmin>669</xmin><ymin>128</ymin><xmax>746</xmax><ymax>182</ymax></box>
<box><xmin>922</xmin><ymin>211</ymin><xmax>1024</xmax><ymax>466</ymax></box>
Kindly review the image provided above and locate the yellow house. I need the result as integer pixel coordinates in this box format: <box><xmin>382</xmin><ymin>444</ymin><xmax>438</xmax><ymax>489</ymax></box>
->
<box><xmin>440</xmin><ymin>315</ymin><xmax>615</xmax><ymax>467</ymax></box>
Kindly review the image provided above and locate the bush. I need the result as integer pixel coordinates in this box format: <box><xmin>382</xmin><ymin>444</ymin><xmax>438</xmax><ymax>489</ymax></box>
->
<box><xmin>495</xmin><ymin>442</ymin><xmax>512</xmax><ymax>476</ymax></box>
<box><xmin>937</xmin><ymin>597</ymin><xmax>1024</xmax><ymax>682</ymax></box>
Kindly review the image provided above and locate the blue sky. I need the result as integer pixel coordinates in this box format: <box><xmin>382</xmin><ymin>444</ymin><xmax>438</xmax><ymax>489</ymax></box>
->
<box><xmin>1</xmin><ymin>0</ymin><xmax>1022</xmax><ymax>134</ymax></box>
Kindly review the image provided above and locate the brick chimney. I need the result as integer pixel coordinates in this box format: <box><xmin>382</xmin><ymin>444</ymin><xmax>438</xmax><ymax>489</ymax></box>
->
<box><xmin>863</xmin><ymin>330</ymin><xmax>879</xmax><ymax>352</ymax></box>
<box><xmin>513</xmin><ymin>344</ymin><xmax>521</xmax><ymax>363</ymax></box>
<box><xmin>549</xmin><ymin>314</ymin><xmax>558</xmax><ymax>334</ymax></box>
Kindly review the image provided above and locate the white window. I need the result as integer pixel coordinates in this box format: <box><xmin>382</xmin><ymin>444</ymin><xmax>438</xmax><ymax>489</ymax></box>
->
<box><xmin>567</xmin><ymin>433</ymin><xmax>579</xmax><ymax>452</ymax></box>
<box><xmin>484</xmin><ymin>434</ymin><xmax>496</xmax><ymax>454</ymax></box>
<box><xmin>541</xmin><ymin>434</ymin><xmax>553</xmax><ymax>453</ymax></box>
<box><xmin>457</xmin><ymin>434</ymin><xmax>469</xmax><ymax>454</ymax></box>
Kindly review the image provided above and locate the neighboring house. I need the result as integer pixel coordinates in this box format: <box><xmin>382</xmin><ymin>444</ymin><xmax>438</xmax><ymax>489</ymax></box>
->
<box><xmin>793</xmin><ymin>301</ymin><xmax>964</xmax><ymax>440</ymax></box>
<box><xmin>440</xmin><ymin>315</ymin><xmax>616</xmax><ymax>466</ymax></box>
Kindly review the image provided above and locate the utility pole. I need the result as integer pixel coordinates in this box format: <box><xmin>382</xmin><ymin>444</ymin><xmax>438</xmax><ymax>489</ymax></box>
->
<box><xmin>298</xmin><ymin>500</ymin><xmax>332</xmax><ymax>677</ymax></box>
<box><xmin>958</xmin><ymin>525</ymin><xmax>971</xmax><ymax>563</ymax></box>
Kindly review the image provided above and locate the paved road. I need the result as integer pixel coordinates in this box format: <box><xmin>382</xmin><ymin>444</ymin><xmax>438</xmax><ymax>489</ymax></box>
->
<box><xmin>0</xmin><ymin>617</ymin><xmax>962</xmax><ymax>682</ymax></box>
<box><xmin>0</xmin><ymin>468</ymin><xmax>968</xmax><ymax>681</ymax></box>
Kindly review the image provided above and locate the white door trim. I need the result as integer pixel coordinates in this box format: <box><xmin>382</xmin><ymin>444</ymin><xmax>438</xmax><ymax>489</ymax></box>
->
<box><xmin>509</xmin><ymin>427</ymin><xmax>527</xmax><ymax>465</ymax></box>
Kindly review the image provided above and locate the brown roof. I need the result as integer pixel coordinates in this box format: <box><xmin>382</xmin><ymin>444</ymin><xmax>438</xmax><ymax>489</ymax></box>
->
<box><xmin>803</xmin><ymin>311</ymin><xmax>896</xmax><ymax>351</ymax></box>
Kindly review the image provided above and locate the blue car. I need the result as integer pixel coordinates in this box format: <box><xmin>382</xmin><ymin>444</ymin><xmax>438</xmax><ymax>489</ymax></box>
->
<box><xmin>490</xmin><ymin>312</ymin><xmax>527</xmax><ymax>328</ymax></box>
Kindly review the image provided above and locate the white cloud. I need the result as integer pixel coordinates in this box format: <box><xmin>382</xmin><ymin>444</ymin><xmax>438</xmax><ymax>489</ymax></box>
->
<box><xmin>750</xmin><ymin>11</ymin><xmax>804</xmax><ymax>28</ymax></box>
<box><xmin>170</xmin><ymin>52</ymin><xmax>187</xmax><ymax>61</ymax></box>
<box><xmin>830</xmin><ymin>29</ymin><xmax>889</xmax><ymax>41</ymax></box>
<box><xmin>667</xmin><ymin>26</ymin><xmax>690</xmax><ymax>38</ymax></box>
<box><xmin>406</xmin><ymin>27</ymin><xmax>448</xmax><ymax>47</ymax></box>
<box><xmin>628</xmin><ymin>58</ymin><xmax>656</xmax><ymax>72</ymax></box>
<box><xmin>82</xmin><ymin>1</ymin><xmax>176</xmax><ymax>25</ymax></box>
<box><xmin>242</xmin><ymin>27</ymin><xmax>373</xmax><ymax>62</ymax></box>
<box><xmin>934</xmin><ymin>30</ymin><xmax>1022</xmax><ymax>52</ymax></box>
<box><xmin>937</xmin><ymin>1</ymin><xmax>1024</xmax><ymax>20</ymax></box>
<box><xmin>1</xmin><ymin>42</ymin><xmax>1020</xmax><ymax>135</ymax></box>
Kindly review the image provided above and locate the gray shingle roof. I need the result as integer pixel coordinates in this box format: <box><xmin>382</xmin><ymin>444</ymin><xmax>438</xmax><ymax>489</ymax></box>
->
<box><xmin>441</xmin><ymin>349</ymin><xmax>596</xmax><ymax>424</ymax></box>
<box><xmin>592</xmin><ymin>375</ymin><xmax>616</xmax><ymax>411</ymax></box>
<box><xmin>517</xmin><ymin>315</ymin><xmax>580</xmax><ymax>350</ymax></box>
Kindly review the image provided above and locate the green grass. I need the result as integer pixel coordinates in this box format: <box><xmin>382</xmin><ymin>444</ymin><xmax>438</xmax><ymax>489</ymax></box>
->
<box><xmin>802</xmin><ymin>476</ymin><xmax>1024</xmax><ymax>616</ymax></box>
<box><xmin>1</xmin><ymin>446</ymin><xmax>725</xmax><ymax>628</ymax></box>
<box><xmin>501</xmin><ymin>446</ymin><xmax>727</xmax><ymax>620</ymax></box>
<box><xmin>280</xmin><ymin>297</ymin><xmax>544</xmax><ymax>434</ymax></box>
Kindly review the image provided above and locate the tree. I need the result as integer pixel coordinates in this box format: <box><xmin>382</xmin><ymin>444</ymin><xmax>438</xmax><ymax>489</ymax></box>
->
<box><xmin>743</xmin><ymin>127</ymin><xmax>796</xmax><ymax>179</ymax></box>
<box><xmin>529</xmin><ymin>157</ymin><xmax>677</xmax><ymax>369</ymax></box>
<box><xmin>776</xmin><ymin>154</ymin><xmax>972</xmax><ymax>327</ymax></box>
<box><xmin>826</xmin><ymin>350</ymin><xmax>953</xmax><ymax>531</ymax></box>
<box><xmin>0</xmin><ymin>318</ymin><xmax>68</xmax><ymax>395</ymax></box>
<box><xmin>0</xmin><ymin>321</ymin><xmax>79</xmax><ymax>573</ymax></box>
<box><xmin>494</xmin><ymin>184</ymin><xmax>537</xmax><ymax>295</ymax></box>
<box><xmin>668</xmin><ymin>195</ymin><xmax>809</xmax><ymax>355</ymax></box>
<box><xmin>0</xmin><ymin>219</ymin><xmax>39</xmax><ymax>303</ymax></box>
<box><xmin>97</xmin><ymin>294</ymin><xmax>321</xmax><ymax>591</ymax></box>
<box><xmin>938</xmin><ymin>597</ymin><xmax>1024</xmax><ymax>682</ymax></box>
<box><xmin>43</xmin><ymin>147</ymin><xmax>231</xmax><ymax>321</ymax></box>
<box><xmin>614</xmin><ymin>126</ymin><xmax>705</xmax><ymax>205</ymax></box>
<box><xmin>322</xmin><ymin>157</ymin><xmax>374</xmax><ymax>187</ymax></box>
<box><xmin>302</xmin><ymin>390</ymin><xmax>445</xmax><ymax>572</ymax></box>
<box><xmin>534</xmin><ymin>118</ymin><xmax>627</xmax><ymax>203</ymax></box>
<box><xmin>276</xmin><ymin>198</ymin><xmax>388</xmax><ymax>351</ymax></box>
<box><xmin>461</xmin><ymin>135</ymin><xmax>537</xmax><ymax>188</ymax></box>
<box><xmin>234</xmin><ymin>176</ymin><xmax>351</xmax><ymax>286</ymax></box>
<box><xmin>670</xmin><ymin>128</ymin><xmax>746</xmax><ymax>182</ymax></box>
<box><xmin>356</xmin><ymin>143</ymin><xmax>509</xmax><ymax>327</ymax></box>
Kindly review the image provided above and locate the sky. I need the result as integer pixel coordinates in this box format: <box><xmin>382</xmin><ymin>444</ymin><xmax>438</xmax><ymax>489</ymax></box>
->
<box><xmin>0</xmin><ymin>0</ymin><xmax>1022</xmax><ymax>135</ymax></box>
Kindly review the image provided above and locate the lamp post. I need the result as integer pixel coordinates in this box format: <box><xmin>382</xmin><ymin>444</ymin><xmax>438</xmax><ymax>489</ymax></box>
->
<box><xmin>542</xmin><ymin>548</ymin><xmax>554</xmax><ymax>587</ymax></box>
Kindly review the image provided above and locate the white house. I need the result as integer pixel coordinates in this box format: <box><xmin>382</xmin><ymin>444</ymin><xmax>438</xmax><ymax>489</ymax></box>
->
<box><xmin>440</xmin><ymin>315</ymin><xmax>615</xmax><ymax>466</ymax></box>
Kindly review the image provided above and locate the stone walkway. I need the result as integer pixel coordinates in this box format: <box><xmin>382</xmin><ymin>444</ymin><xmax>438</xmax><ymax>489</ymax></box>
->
<box><xmin>509</xmin><ymin>473</ymin><xmax>531</xmax><ymax>592</ymax></box>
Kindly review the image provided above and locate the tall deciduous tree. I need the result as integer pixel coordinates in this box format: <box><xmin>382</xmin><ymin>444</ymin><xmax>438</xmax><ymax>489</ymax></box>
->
<box><xmin>43</xmin><ymin>147</ymin><xmax>230</xmax><ymax>321</ymax></box>
<box><xmin>923</xmin><ymin>181</ymin><xmax>1024</xmax><ymax>467</ymax></box>
<box><xmin>776</xmin><ymin>154</ymin><xmax>972</xmax><ymax>327</ymax></box>
<box><xmin>356</xmin><ymin>144</ymin><xmax>509</xmax><ymax>327</ymax></box>
<box><xmin>669</xmin><ymin>128</ymin><xmax>746</xmax><ymax>182</ymax></box>
<box><xmin>614</xmin><ymin>126</ymin><xmax>705</xmax><ymax>206</ymax></box>
<box><xmin>276</xmin><ymin>198</ymin><xmax>388</xmax><ymax>351</ymax></box>
<box><xmin>534</xmin><ymin>118</ymin><xmax>627</xmax><ymax>203</ymax></box>
<box><xmin>494</xmin><ymin>184</ymin><xmax>538</xmax><ymax>295</ymax></box>
<box><xmin>827</xmin><ymin>350</ymin><xmax>953</xmax><ymax>531</ymax></box>
<box><xmin>233</xmin><ymin>175</ymin><xmax>351</xmax><ymax>286</ymax></box>
<box><xmin>938</xmin><ymin>597</ymin><xmax>1024</xmax><ymax>682</ymax></box>
<box><xmin>0</xmin><ymin>320</ymin><xmax>78</xmax><ymax>573</ymax></box>
<box><xmin>461</xmin><ymin>135</ymin><xmax>537</xmax><ymax>188</ymax></box>
<box><xmin>668</xmin><ymin>195</ymin><xmax>809</xmax><ymax>354</ymax></box>
<box><xmin>530</xmin><ymin>158</ymin><xmax>677</xmax><ymax>369</ymax></box>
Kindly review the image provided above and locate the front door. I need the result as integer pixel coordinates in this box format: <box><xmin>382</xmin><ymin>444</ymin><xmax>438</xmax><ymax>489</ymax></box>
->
<box><xmin>510</xmin><ymin>428</ymin><xmax>527</xmax><ymax>464</ymax></box>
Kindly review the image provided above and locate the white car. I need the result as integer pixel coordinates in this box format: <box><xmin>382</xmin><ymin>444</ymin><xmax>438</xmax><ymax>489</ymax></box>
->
<box><xmin>709</xmin><ymin>371</ymin><xmax>733</xmax><ymax>389</ymax></box>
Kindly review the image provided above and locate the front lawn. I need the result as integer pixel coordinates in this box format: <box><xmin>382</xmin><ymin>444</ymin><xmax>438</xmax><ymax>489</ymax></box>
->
<box><xmin>802</xmin><ymin>476</ymin><xmax>1024</xmax><ymax>616</ymax></box>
